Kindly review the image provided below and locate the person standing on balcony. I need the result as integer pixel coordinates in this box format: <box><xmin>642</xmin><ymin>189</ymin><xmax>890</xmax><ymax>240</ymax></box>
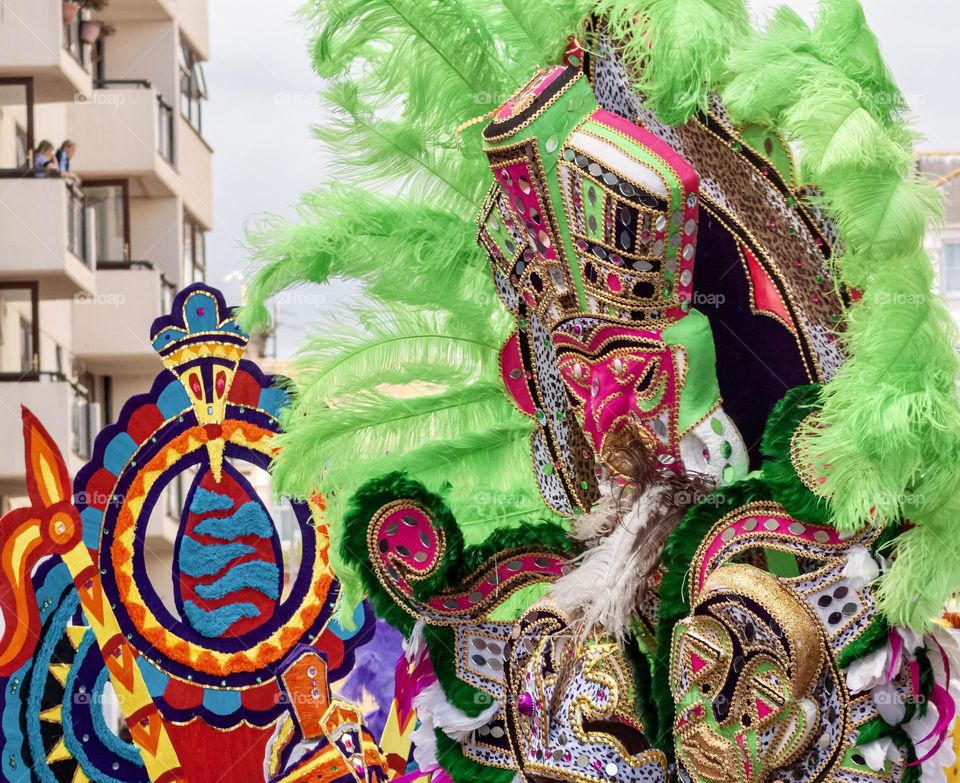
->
<box><xmin>56</xmin><ymin>140</ymin><xmax>82</xmax><ymax>186</ymax></box>
<box><xmin>33</xmin><ymin>141</ymin><xmax>59</xmax><ymax>178</ymax></box>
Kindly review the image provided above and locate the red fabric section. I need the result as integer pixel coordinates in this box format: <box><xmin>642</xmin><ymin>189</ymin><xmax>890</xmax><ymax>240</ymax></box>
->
<box><xmin>227</xmin><ymin>369</ymin><xmax>260</xmax><ymax>407</ymax></box>
<box><xmin>313</xmin><ymin>630</ymin><xmax>345</xmax><ymax>670</ymax></box>
<box><xmin>162</xmin><ymin>679</ymin><xmax>204</xmax><ymax>710</ymax></box>
<box><xmin>742</xmin><ymin>244</ymin><xmax>795</xmax><ymax>331</ymax></box>
<box><xmin>240</xmin><ymin>681</ymin><xmax>283</xmax><ymax>711</ymax></box>
<box><xmin>166</xmin><ymin>721</ymin><xmax>272</xmax><ymax>783</ymax></box>
<box><xmin>126</xmin><ymin>404</ymin><xmax>164</xmax><ymax>444</ymax></box>
<box><xmin>85</xmin><ymin>468</ymin><xmax>118</xmax><ymax>510</ymax></box>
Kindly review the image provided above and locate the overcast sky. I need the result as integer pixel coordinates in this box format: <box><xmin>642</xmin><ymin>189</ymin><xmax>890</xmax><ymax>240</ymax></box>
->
<box><xmin>204</xmin><ymin>0</ymin><xmax>960</xmax><ymax>357</ymax></box>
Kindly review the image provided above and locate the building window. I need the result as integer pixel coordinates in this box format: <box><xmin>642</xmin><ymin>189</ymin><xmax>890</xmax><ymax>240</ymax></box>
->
<box><xmin>943</xmin><ymin>243</ymin><xmax>960</xmax><ymax>296</ymax></box>
<box><xmin>85</xmin><ymin>180</ymin><xmax>130</xmax><ymax>263</ymax></box>
<box><xmin>0</xmin><ymin>78</ymin><xmax>34</xmax><ymax>174</ymax></box>
<box><xmin>19</xmin><ymin>318</ymin><xmax>32</xmax><ymax>373</ymax></box>
<box><xmin>0</xmin><ymin>284</ymin><xmax>39</xmax><ymax>377</ymax></box>
<box><xmin>179</xmin><ymin>41</ymin><xmax>207</xmax><ymax>136</ymax></box>
<box><xmin>182</xmin><ymin>212</ymin><xmax>206</xmax><ymax>284</ymax></box>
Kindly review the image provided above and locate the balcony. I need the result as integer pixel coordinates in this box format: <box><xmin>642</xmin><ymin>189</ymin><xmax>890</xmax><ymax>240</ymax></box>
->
<box><xmin>0</xmin><ymin>179</ymin><xmax>94</xmax><ymax>298</ymax></box>
<box><xmin>66</xmin><ymin>84</ymin><xmax>178</xmax><ymax>198</ymax></box>
<box><xmin>98</xmin><ymin>0</ymin><xmax>175</xmax><ymax>23</ymax></box>
<box><xmin>177</xmin><ymin>115</ymin><xmax>213</xmax><ymax>228</ymax></box>
<box><xmin>0</xmin><ymin>1</ymin><xmax>92</xmax><ymax>102</ymax></box>
<box><xmin>71</xmin><ymin>261</ymin><xmax>175</xmax><ymax>373</ymax></box>
<box><xmin>0</xmin><ymin>374</ymin><xmax>92</xmax><ymax>494</ymax></box>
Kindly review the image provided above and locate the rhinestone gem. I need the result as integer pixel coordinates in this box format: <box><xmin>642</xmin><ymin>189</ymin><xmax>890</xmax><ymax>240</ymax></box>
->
<box><xmin>517</xmin><ymin>692</ymin><xmax>534</xmax><ymax>717</ymax></box>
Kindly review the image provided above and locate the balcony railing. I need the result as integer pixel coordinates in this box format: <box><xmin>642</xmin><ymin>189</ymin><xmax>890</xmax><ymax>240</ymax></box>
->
<box><xmin>96</xmin><ymin>259</ymin><xmax>177</xmax><ymax>312</ymax></box>
<box><xmin>63</xmin><ymin>15</ymin><xmax>88</xmax><ymax>69</ymax></box>
<box><xmin>88</xmin><ymin>80</ymin><xmax>176</xmax><ymax>165</ymax></box>
<box><xmin>66</xmin><ymin>182</ymin><xmax>90</xmax><ymax>266</ymax></box>
<box><xmin>71</xmin><ymin>390</ymin><xmax>99</xmax><ymax>460</ymax></box>
<box><xmin>0</xmin><ymin>369</ymin><xmax>95</xmax><ymax>459</ymax></box>
<box><xmin>157</xmin><ymin>96</ymin><xmax>175</xmax><ymax>164</ymax></box>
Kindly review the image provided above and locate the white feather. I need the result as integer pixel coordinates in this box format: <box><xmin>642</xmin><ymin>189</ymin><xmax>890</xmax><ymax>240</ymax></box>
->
<box><xmin>569</xmin><ymin>487</ymin><xmax>619</xmax><ymax>545</ymax></box>
<box><xmin>410</xmin><ymin>716</ymin><xmax>439</xmax><ymax>772</ymax></box>
<box><xmin>841</xmin><ymin>545</ymin><xmax>881</xmax><ymax>587</ymax></box>
<box><xmin>405</xmin><ymin>620</ymin><xmax>426</xmax><ymax>663</ymax></box>
<box><xmin>551</xmin><ymin>483</ymin><xmax>674</xmax><ymax>643</ymax></box>
<box><xmin>412</xmin><ymin>680</ymin><xmax>501</xmax><ymax>741</ymax></box>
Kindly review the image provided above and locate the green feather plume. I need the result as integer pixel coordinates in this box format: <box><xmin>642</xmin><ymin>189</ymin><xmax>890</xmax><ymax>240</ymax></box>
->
<box><xmin>723</xmin><ymin>0</ymin><xmax>960</xmax><ymax>629</ymax></box>
<box><xmin>593</xmin><ymin>0</ymin><xmax>749</xmax><ymax>125</ymax></box>
<box><xmin>239</xmin><ymin>0</ymin><xmax>599</xmax><ymax>621</ymax></box>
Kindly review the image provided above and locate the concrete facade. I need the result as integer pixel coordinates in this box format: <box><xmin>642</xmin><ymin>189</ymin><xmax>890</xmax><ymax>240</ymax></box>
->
<box><xmin>0</xmin><ymin>0</ymin><xmax>212</xmax><ymax>550</ymax></box>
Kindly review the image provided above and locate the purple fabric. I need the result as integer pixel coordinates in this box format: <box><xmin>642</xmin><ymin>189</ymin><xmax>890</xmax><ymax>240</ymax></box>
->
<box><xmin>335</xmin><ymin>618</ymin><xmax>404</xmax><ymax>739</ymax></box>
<box><xmin>693</xmin><ymin>210</ymin><xmax>812</xmax><ymax>466</ymax></box>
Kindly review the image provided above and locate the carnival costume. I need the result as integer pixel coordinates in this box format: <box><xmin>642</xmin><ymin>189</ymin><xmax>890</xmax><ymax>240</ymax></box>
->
<box><xmin>2</xmin><ymin>1</ymin><xmax>960</xmax><ymax>783</ymax></box>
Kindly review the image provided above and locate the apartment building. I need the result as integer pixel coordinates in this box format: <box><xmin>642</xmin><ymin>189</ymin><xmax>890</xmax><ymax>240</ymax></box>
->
<box><xmin>919</xmin><ymin>152</ymin><xmax>960</xmax><ymax>340</ymax></box>
<box><xmin>0</xmin><ymin>0</ymin><xmax>212</xmax><ymax>587</ymax></box>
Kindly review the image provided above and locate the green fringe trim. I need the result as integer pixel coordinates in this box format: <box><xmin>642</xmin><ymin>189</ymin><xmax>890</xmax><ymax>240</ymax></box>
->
<box><xmin>592</xmin><ymin>0</ymin><xmax>749</xmax><ymax>125</ymax></box>
<box><xmin>423</xmin><ymin>624</ymin><xmax>492</xmax><ymax>718</ymax></box>
<box><xmin>916</xmin><ymin>651</ymin><xmax>934</xmax><ymax>720</ymax></box>
<box><xmin>341</xmin><ymin>472</ymin><xmax>572</xmax><ymax>716</ymax></box>
<box><xmin>653</xmin><ymin>477</ymin><xmax>773</xmax><ymax>754</ymax></box>
<box><xmin>761</xmin><ymin>384</ymin><xmax>832</xmax><ymax>525</ymax></box>
<box><xmin>853</xmin><ymin>720</ymin><xmax>920</xmax><ymax>783</ymax></box>
<box><xmin>855</xmin><ymin>716</ymin><xmax>893</xmax><ymax>746</ymax></box>
<box><xmin>837</xmin><ymin>618</ymin><xmax>888</xmax><ymax>670</ymax></box>
<box><xmin>434</xmin><ymin>729</ymin><xmax>515</xmax><ymax>783</ymax></box>
<box><xmin>339</xmin><ymin>472</ymin><xmax>464</xmax><ymax>636</ymax></box>
<box><xmin>621</xmin><ymin>635</ymin><xmax>660</xmax><ymax>746</ymax></box>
